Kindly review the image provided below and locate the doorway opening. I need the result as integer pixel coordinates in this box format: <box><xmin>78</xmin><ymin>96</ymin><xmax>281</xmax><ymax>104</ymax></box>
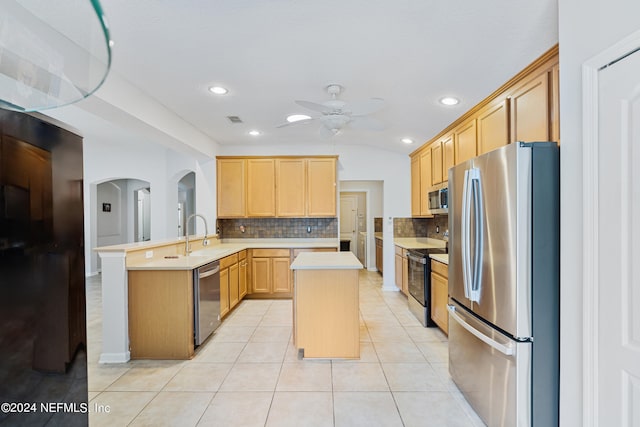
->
<box><xmin>177</xmin><ymin>172</ymin><xmax>195</xmax><ymax>237</ymax></box>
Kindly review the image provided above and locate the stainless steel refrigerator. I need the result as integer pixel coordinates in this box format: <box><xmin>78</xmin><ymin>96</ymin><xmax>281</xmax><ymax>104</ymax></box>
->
<box><xmin>447</xmin><ymin>142</ymin><xmax>559</xmax><ymax>427</ymax></box>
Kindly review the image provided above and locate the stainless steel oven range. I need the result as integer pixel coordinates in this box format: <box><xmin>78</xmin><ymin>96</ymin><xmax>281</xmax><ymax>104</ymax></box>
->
<box><xmin>406</xmin><ymin>247</ymin><xmax>447</xmax><ymax>327</ymax></box>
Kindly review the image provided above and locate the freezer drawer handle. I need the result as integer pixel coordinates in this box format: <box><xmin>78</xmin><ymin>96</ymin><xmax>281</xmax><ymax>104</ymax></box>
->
<box><xmin>447</xmin><ymin>305</ymin><xmax>514</xmax><ymax>356</ymax></box>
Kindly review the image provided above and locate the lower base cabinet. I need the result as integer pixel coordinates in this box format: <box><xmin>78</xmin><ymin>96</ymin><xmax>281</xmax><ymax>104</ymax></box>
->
<box><xmin>249</xmin><ymin>249</ymin><xmax>292</xmax><ymax>297</ymax></box>
<box><xmin>375</xmin><ymin>238</ymin><xmax>383</xmax><ymax>275</ymax></box>
<box><xmin>430</xmin><ymin>260</ymin><xmax>449</xmax><ymax>334</ymax></box>
<box><xmin>128</xmin><ymin>270</ymin><xmax>194</xmax><ymax>359</ymax></box>
<box><xmin>220</xmin><ymin>253</ymin><xmax>240</xmax><ymax>318</ymax></box>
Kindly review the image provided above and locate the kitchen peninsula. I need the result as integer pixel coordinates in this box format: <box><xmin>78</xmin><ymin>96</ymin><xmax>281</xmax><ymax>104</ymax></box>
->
<box><xmin>290</xmin><ymin>251</ymin><xmax>362</xmax><ymax>359</ymax></box>
<box><xmin>95</xmin><ymin>237</ymin><xmax>337</xmax><ymax>363</ymax></box>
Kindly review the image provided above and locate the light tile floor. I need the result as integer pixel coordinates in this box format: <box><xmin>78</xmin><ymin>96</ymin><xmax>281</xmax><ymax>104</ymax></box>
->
<box><xmin>86</xmin><ymin>270</ymin><xmax>485</xmax><ymax>426</ymax></box>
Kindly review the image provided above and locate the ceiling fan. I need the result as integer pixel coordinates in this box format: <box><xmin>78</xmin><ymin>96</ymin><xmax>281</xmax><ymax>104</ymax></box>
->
<box><xmin>277</xmin><ymin>84</ymin><xmax>386</xmax><ymax>138</ymax></box>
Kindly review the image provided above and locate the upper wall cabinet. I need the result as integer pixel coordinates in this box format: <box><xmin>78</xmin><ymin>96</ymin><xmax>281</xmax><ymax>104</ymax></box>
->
<box><xmin>247</xmin><ymin>159</ymin><xmax>276</xmax><ymax>217</ymax></box>
<box><xmin>454</xmin><ymin>119</ymin><xmax>477</xmax><ymax>165</ymax></box>
<box><xmin>276</xmin><ymin>158</ymin><xmax>306</xmax><ymax>216</ymax></box>
<box><xmin>410</xmin><ymin>156</ymin><xmax>421</xmax><ymax>216</ymax></box>
<box><xmin>409</xmin><ymin>45</ymin><xmax>559</xmax><ymax>217</ymax></box>
<box><xmin>477</xmin><ymin>96</ymin><xmax>509</xmax><ymax>155</ymax></box>
<box><xmin>218</xmin><ymin>156</ymin><xmax>337</xmax><ymax>218</ymax></box>
<box><xmin>509</xmin><ymin>71</ymin><xmax>550</xmax><ymax>143</ymax></box>
<box><xmin>217</xmin><ymin>158</ymin><xmax>246</xmax><ymax>218</ymax></box>
<box><xmin>307</xmin><ymin>158</ymin><xmax>337</xmax><ymax>217</ymax></box>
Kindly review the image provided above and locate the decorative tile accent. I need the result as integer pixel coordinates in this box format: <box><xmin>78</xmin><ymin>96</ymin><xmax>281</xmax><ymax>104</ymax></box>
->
<box><xmin>393</xmin><ymin>216</ymin><xmax>449</xmax><ymax>241</ymax></box>
<box><xmin>217</xmin><ymin>218</ymin><xmax>337</xmax><ymax>239</ymax></box>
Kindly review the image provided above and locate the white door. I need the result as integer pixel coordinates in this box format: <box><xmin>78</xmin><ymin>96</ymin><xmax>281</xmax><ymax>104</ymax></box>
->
<box><xmin>594</xmin><ymin>46</ymin><xmax>640</xmax><ymax>426</ymax></box>
<box><xmin>339</xmin><ymin>195</ymin><xmax>358</xmax><ymax>256</ymax></box>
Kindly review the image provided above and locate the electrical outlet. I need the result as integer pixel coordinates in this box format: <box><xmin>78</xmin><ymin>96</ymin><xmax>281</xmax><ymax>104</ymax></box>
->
<box><xmin>203</xmin><ymin>239</ymin><xmax>210</xmax><ymax>246</ymax></box>
<box><xmin>145</xmin><ymin>250</ymin><xmax>153</xmax><ymax>259</ymax></box>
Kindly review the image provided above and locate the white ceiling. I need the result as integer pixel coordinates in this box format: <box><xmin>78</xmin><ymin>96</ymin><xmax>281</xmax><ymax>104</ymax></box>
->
<box><xmin>49</xmin><ymin>0</ymin><xmax>558</xmax><ymax>156</ymax></box>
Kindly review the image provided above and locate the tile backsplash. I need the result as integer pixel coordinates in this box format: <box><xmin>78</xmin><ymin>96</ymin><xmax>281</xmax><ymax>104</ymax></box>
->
<box><xmin>393</xmin><ymin>216</ymin><xmax>449</xmax><ymax>240</ymax></box>
<box><xmin>374</xmin><ymin>218</ymin><xmax>382</xmax><ymax>232</ymax></box>
<box><xmin>217</xmin><ymin>218</ymin><xmax>338</xmax><ymax>239</ymax></box>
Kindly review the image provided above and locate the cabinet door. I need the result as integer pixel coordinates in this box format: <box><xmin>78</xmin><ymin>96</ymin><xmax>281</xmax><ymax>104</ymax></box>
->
<box><xmin>510</xmin><ymin>71</ymin><xmax>550</xmax><ymax>143</ymax></box>
<box><xmin>442</xmin><ymin>134</ymin><xmax>454</xmax><ymax>183</ymax></box>
<box><xmin>247</xmin><ymin>158</ymin><xmax>276</xmax><ymax>216</ymax></box>
<box><xmin>402</xmin><ymin>254</ymin><xmax>409</xmax><ymax>295</ymax></box>
<box><xmin>550</xmin><ymin>64</ymin><xmax>560</xmax><ymax>144</ymax></box>
<box><xmin>251</xmin><ymin>257</ymin><xmax>271</xmax><ymax>293</ymax></box>
<box><xmin>431</xmin><ymin>272</ymin><xmax>448</xmax><ymax>334</ymax></box>
<box><xmin>477</xmin><ymin>97</ymin><xmax>509</xmax><ymax>155</ymax></box>
<box><xmin>276</xmin><ymin>158</ymin><xmax>306</xmax><ymax>216</ymax></box>
<box><xmin>239</xmin><ymin>259</ymin><xmax>248</xmax><ymax>299</ymax></box>
<box><xmin>375</xmin><ymin>240</ymin><xmax>383</xmax><ymax>274</ymax></box>
<box><xmin>307</xmin><ymin>158</ymin><xmax>336</xmax><ymax>217</ymax></box>
<box><xmin>272</xmin><ymin>257</ymin><xmax>291</xmax><ymax>293</ymax></box>
<box><xmin>431</xmin><ymin>142</ymin><xmax>443</xmax><ymax>185</ymax></box>
<box><xmin>220</xmin><ymin>267</ymin><xmax>230</xmax><ymax>318</ymax></box>
<box><xmin>419</xmin><ymin>149</ymin><xmax>432</xmax><ymax>215</ymax></box>
<box><xmin>394</xmin><ymin>253</ymin><xmax>403</xmax><ymax>290</ymax></box>
<box><xmin>229</xmin><ymin>262</ymin><xmax>239</xmax><ymax>309</ymax></box>
<box><xmin>454</xmin><ymin>119</ymin><xmax>477</xmax><ymax>165</ymax></box>
<box><xmin>410</xmin><ymin>155</ymin><xmax>421</xmax><ymax>216</ymax></box>
<box><xmin>217</xmin><ymin>159</ymin><xmax>246</xmax><ymax>217</ymax></box>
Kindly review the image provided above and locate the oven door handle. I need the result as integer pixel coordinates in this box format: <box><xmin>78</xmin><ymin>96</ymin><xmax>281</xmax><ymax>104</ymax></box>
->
<box><xmin>407</xmin><ymin>253</ymin><xmax>427</xmax><ymax>264</ymax></box>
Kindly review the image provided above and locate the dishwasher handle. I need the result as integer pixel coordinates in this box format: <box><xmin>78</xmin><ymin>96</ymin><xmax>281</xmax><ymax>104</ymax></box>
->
<box><xmin>198</xmin><ymin>265</ymin><xmax>220</xmax><ymax>278</ymax></box>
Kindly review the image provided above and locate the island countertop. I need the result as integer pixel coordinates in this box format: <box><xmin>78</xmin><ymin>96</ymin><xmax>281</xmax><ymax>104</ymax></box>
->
<box><xmin>290</xmin><ymin>251</ymin><xmax>363</xmax><ymax>270</ymax></box>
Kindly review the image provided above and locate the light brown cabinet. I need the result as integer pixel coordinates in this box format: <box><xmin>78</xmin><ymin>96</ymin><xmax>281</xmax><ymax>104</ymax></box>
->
<box><xmin>238</xmin><ymin>250</ymin><xmax>248</xmax><ymax>299</ymax></box>
<box><xmin>509</xmin><ymin>71</ymin><xmax>550</xmax><ymax>143</ymax></box>
<box><xmin>247</xmin><ymin>158</ymin><xmax>276</xmax><ymax>217</ymax></box>
<box><xmin>276</xmin><ymin>158</ymin><xmax>306</xmax><ymax>216</ymax></box>
<box><xmin>419</xmin><ymin>149</ymin><xmax>432</xmax><ymax>215</ymax></box>
<box><xmin>430</xmin><ymin>260</ymin><xmax>448</xmax><ymax>334</ymax></box>
<box><xmin>216</xmin><ymin>158</ymin><xmax>246</xmax><ymax>218</ymax></box>
<box><xmin>220</xmin><ymin>252</ymin><xmax>240</xmax><ymax>318</ymax></box>
<box><xmin>394</xmin><ymin>245</ymin><xmax>409</xmax><ymax>296</ymax></box>
<box><xmin>431</xmin><ymin>142</ymin><xmax>443</xmax><ymax>185</ymax></box>
<box><xmin>409</xmin><ymin>46</ymin><xmax>559</xmax><ymax>213</ymax></box>
<box><xmin>218</xmin><ymin>156</ymin><xmax>337</xmax><ymax>218</ymax></box>
<box><xmin>410</xmin><ymin>156</ymin><xmax>421</xmax><ymax>216</ymax></box>
<box><xmin>477</xmin><ymin>96</ymin><xmax>509</xmax><ymax>155</ymax></box>
<box><xmin>307</xmin><ymin>158</ymin><xmax>337</xmax><ymax>217</ymax></box>
<box><xmin>128</xmin><ymin>270</ymin><xmax>194</xmax><ymax>359</ymax></box>
<box><xmin>442</xmin><ymin>134</ymin><xmax>454</xmax><ymax>182</ymax></box>
<box><xmin>276</xmin><ymin>157</ymin><xmax>337</xmax><ymax>217</ymax></box>
<box><xmin>454</xmin><ymin>119</ymin><xmax>477</xmax><ymax>165</ymax></box>
<box><xmin>249</xmin><ymin>248</ymin><xmax>292</xmax><ymax>296</ymax></box>
<box><xmin>375</xmin><ymin>238</ymin><xmax>383</xmax><ymax>275</ymax></box>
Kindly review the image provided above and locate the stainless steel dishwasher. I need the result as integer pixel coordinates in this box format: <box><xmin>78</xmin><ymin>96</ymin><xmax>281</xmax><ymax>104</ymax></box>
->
<box><xmin>193</xmin><ymin>260</ymin><xmax>221</xmax><ymax>345</ymax></box>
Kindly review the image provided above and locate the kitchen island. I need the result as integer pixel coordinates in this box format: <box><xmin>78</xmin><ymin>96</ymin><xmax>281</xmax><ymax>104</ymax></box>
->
<box><xmin>290</xmin><ymin>251</ymin><xmax>363</xmax><ymax>359</ymax></box>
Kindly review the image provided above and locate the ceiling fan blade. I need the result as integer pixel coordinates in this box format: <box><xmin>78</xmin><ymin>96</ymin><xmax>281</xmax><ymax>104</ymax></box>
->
<box><xmin>344</xmin><ymin>98</ymin><xmax>385</xmax><ymax>116</ymax></box>
<box><xmin>348</xmin><ymin>116</ymin><xmax>386</xmax><ymax>131</ymax></box>
<box><xmin>276</xmin><ymin>117</ymin><xmax>314</xmax><ymax>128</ymax></box>
<box><xmin>295</xmin><ymin>100</ymin><xmax>332</xmax><ymax>114</ymax></box>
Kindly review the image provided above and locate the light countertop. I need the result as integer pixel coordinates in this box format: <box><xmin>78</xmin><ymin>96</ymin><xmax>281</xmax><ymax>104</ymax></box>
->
<box><xmin>430</xmin><ymin>253</ymin><xmax>449</xmax><ymax>264</ymax></box>
<box><xmin>393</xmin><ymin>237</ymin><xmax>447</xmax><ymax>250</ymax></box>
<box><xmin>125</xmin><ymin>239</ymin><xmax>338</xmax><ymax>271</ymax></box>
<box><xmin>290</xmin><ymin>251</ymin><xmax>363</xmax><ymax>270</ymax></box>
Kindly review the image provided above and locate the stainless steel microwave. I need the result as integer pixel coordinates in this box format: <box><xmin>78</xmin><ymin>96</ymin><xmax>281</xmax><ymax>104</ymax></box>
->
<box><xmin>427</xmin><ymin>183</ymin><xmax>448</xmax><ymax>215</ymax></box>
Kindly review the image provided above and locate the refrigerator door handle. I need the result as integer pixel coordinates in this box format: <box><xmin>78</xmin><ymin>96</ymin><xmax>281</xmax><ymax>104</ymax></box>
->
<box><xmin>461</xmin><ymin>169</ymin><xmax>472</xmax><ymax>299</ymax></box>
<box><xmin>447</xmin><ymin>304</ymin><xmax>514</xmax><ymax>356</ymax></box>
<box><xmin>469</xmin><ymin>168</ymin><xmax>483</xmax><ymax>302</ymax></box>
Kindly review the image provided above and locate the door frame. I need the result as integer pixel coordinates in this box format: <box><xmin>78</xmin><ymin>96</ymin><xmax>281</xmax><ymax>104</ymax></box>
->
<box><xmin>581</xmin><ymin>28</ymin><xmax>640</xmax><ymax>426</ymax></box>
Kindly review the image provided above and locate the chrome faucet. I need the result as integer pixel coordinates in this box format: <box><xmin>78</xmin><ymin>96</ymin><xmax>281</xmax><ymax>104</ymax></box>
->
<box><xmin>185</xmin><ymin>214</ymin><xmax>209</xmax><ymax>255</ymax></box>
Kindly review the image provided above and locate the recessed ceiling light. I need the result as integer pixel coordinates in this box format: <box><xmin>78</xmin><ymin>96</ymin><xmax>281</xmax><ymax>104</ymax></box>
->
<box><xmin>208</xmin><ymin>86</ymin><xmax>228</xmax><ymax>95</ymax></box>
<box><xmin>439</xmin><ymin>96</ymin><xmax>459</xmax><ymax>106</ymax></box>
<box><xmin>248</xmin><ymin>130</ymin><xmax>261</xmax><ymax>136</ymax></box>
<box><xmin>401</xmin><ymin>138</ymin><xmax>414</xmax><ymax>144</ymax></box>
<box><xmin>286</xmin><ymin>114</ymin><xmax>311</xmax><ymax>123</ymax></box>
